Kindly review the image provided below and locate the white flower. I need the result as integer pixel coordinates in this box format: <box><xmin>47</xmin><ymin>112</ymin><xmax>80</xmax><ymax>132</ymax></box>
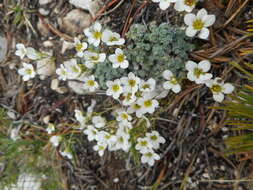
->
<box><xmin>152</xmin><ymin>0</ymin><xmax>177</xmax><ymax>10</ymax></box>
<box><xmin>75</xmin><ymin>109</ymin><xmax>87</xmax><ymax>128</ymax></box>
<box><xmin>162</xmin><ymin>70</ymin><xmax>181</xmax><ymax>93</ymax></box>
<box><xmin>26</xmin><ymin>47</ymin><xmax>41</xmax><ymax>60</ymax></box>
<box><xmin>140</xmin><ymin>149</ymin><xmax>160</xmax><ymax>166</ymax></box>
<box><xmin>205</xmin><ymin>77</ymin><xmax>234</xmax><ymax>102</ymax></box>
<box><xmin>106</xmin><ymin>79</ymin><xmax>123</xmax><ymax>99</ymax></box>
<box><xmin>60</xmin><ymin>149</ymin><xmax>73</xmax><ymax>159</ymax></box>
<box><xmin>186</xmin><ymin>60</ymin><xmax>212</xmax><ymax>84</ymax></box>
<box><xmin>83</xmin><ymin>51</ymin><xmax>106</xmax><ymax>68</ymax></box>
<box><xmin>50</xmin><ymin>135</ymin><xmax>62</xmax><ymax>147</ymax></box>
<box><xmin>93</xmin><ymin>141</ymin><xmax>107</xmax><ymax>156</ymax></box>
<box><xmin>10</xmin><ymin>128</ymin><xmax>20</xmax><ymax>141</ymax></box>
<box><xmin>83</xmin><ymin>22</ymin><xmax>103</xmax><ymax>47</ymax></box>
<box><xmin>112</xmin><ymin>130</ymin><xmax>131</xmax><ymax>152</ymax></box>
<box><xmin>122</xmin><ymin>92</ymin><xmax>137</xmax><ymax>106</ymax></box>
<box><xmin>83</xmin><ymin>75</ymin><xmax>99</xmax><ymax>92</ymax></box>
<box><xmin>64</xmin><ymin>59</ymin><xmax>81</xmax><ymax>79</ymax></box>
<box><xmin>139</xmin><ymin>78</ymin><xmax>156</xmax><ymax>92</ymax></box>
<box><xmin>184</xmin><ymin>8</ymin><xmax>216</xmax><ymax>39</ymax></box>
<box><xmin>96</xmin><ymin>131</ymin><xmax>116</xmax><ymax>148</ymax></box>
<box><xmin>56</xmin><ymin>64</ymin><xmax>68</xmax><ymax>81</ymax></box>
<box><xmin>102</xmin><ymin>29</ymin><xmax>125</xmax><ymax>46</ymax></box>
<box><xmin>46</xmin><ymin>123</ymin><xmax>55</xmax><ymax>134</ymax></box>
<box><xmin>135</xmin><ymin>137</ymin><xmax>153</xmax><ymax>152</ymax></box>
<box><xmin>127</xmin><ymin>102</ymin><xmax>144</xmax><ymax>118</ymax></box>
<box><xmin>15</xmin><ymin>43</ymin><xmax>27</xmax><ymax>59</ymax></box>
<box><xmin>109</xmin><ymin>48</ymin><xmax>129</xmax><ymax>69</ymax></box>
<box><xmin>18</xmin><ymin>62</ymin><xmax>36</xmax><ymax>81</ymax></box>
<box><xmin>74</xmin><ymin>37</ymin><xmax>88</xmax><ymax>57</ymax></box>
<box><xmin>174</xmin><ymin>0</ymin><xmax>197</xmax><ymax>12</ymax></box>
<box><xmin>146</xmin><ymin>131</ymin><xmax>165</xmax><ymax>149</ymax></box>
<box><xmin>92</xmin><ymin>116</ymin><xmax>106</xmax><ymax>128</ymax></box>
<box><xmin>83</xmin><ymin>125</ymin><xmax>98</xmax><ymax>141</ymax></box>
<box><xmin>120</xmin><ymin>72</ymin><xmax>140</xmax><ymax>93</ymax></box>
<box><xmin>115</xmin><ymin>109</ymin><xmax>132</xmax><ymax>123</ymax></box>
<box><xmin>137</xmin><ymin>96</ymin><xmax>159</xmax><ymax>114</ymax></box>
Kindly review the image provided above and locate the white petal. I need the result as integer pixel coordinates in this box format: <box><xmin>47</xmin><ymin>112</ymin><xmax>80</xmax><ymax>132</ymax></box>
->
<box><xmin>184</xmin><ymin>13</ymin><xmax>196</xmax><ymax>25</ymax></box>
<box><xmin>197</xmin><ymin>8</ymin><xmax>207</xmax><ymax>19</ymax></box>
<box><xmin>222</xmin><ymin>83</ymin><xmax>234</xmax><ymax>94</ymax></box>
<box><xmin>94</xmin><ymin>22</ymin><xmax>102</xmax><ymax>31</ymax></box>
<box><xmin>163</xmin><ymin>82</ymin><xmax>172</xmax><ymax>90</ymax></box>
<box><xmin>198</xmin><ymin>60</ymin><xmax>211</xmax><ymax>72</ymax></box>
<box><xmin>186</xmin><ymin>26</ymin><xmax>197</xmax><ymax>37</ymax></box>
<box><xmin>174</xmin><ymin>1</ymin><xmax>184</xmax><ymax>12</ymax></box>
<box><xmin>187</xmin><ymin>72</ymin><xmax>196</xmax><ymax>81</ymax></box>
<box><xmin>115</xmin><ymin>48</ymin><xmax>123</xmax><ymax>55</ymax></box>
<box><xmin>172</xmin><ymin>84</ymin><xmax>181</xmax><ymax>93</ymax></box>
<box><xmin>162</xmin><ymin>70</ymin><xmax>173</xmax><ymax>79</ymax></box>
<box><xmin>198</xmin><ymin>28</ymin><xmax>210</xmax><ymax>39</ymax></box>
<box><xmin>159</xmin><ymin>0</ymin><xmax>170</xmax><ymax>10</ymax></box>
<box><xmin>203</xmin><ymin>15</ymin><xmax>216</xmax><ymax>27</ymax></box>
<box><xmin>185</xmin><ymin>60</ymin><xmax>197</xmax><ymax>71</ymax></box>
<box><xmin>213</xmin><ymin>93</ymin><xmax>224</xmax><ymax>102</ymax></box>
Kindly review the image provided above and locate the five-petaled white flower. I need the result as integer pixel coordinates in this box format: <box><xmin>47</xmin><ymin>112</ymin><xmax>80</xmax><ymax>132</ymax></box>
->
<box><xmin>18</xmin><ymin>62</ymin><xmax>36</xmax><ymax>81</ymax></box>
<box><xmin>60</xmin><ymin>148</ymin><xmax>73</xmax><ymax>159</ymax></box>
<box><xmin>151</xmin><ymin>0</ymin><xmax>177</xmax><ymax>10</ymax></box>
<box><xmin>174</xmin><ymin>0</ymin><xmax>198</xmax><ymax>12</ymax></box>
<box><xmin>106</xmin><ymin>79</ymin><xmax>123</xmax><ymax>99</ymax></box>
<box><xmin>122</xmin><ymin>92</ymin><xmax>137</xmax><ymax>106</ymax></box>
<box><xmin>64</xmin><ymin>59</ymin><xmax>81</xmax><ymax>79</ymax></box>
<box><xmin>83</xmin><ymin>51</ymin><xmax>106</xmax><ymax>68</ymax></box>
<box><xmin>135</xmin><ymin>137</ymin><xmax>153</xmax><ymax>152</ymax></box>
<box><xmin>137</xmin><ymin>96</ymin><xmax>159</xmax><ymax>114</ymax></box>
<box><xmin>93</xmin><ymin>142</ymin><xmax>107</xmax><ymax>156</ymax></box>
<box><xmin>139</xmin><ymin>78</ymin><xmax>156</xmax><ymax>92</ymax></box>
<box><xmin>109</xmin><ymin>48</ymin><xmax>129</xmax><ymax>69</ymax></box>
<box><xmin>83</xmin><ymin>125</ymin><xmax>98</xmax><ymax>141</ymax></box>
<box><xmin>162</xmin><ymin>70</ymin><xmax>181</xmax><ymax>93</ymax></box>
<box><xmin>74</xmin><ymin>109</ymin><xmax>87</xmax><ymax>127</ymax></box>
<box><xmin>115</xmin><ymin>109</ymin><xmax>132</xmax><ymax>123</ymax></box>
<box><xmin>112</xmin><ymin>129</ymin><xmax>131</xmax><ymax>152</ymax></box>
<box><xmin>184</xmin><ymin>8</ymin><xmax>216</xmax><ymax>39</ymax></box>
<box><xmin>92</xmin><ymin>116</ymin><xmax>106</xmax><ymax>128</ymax></box>
<box><xmin>83</xmin><ymin>75</ymin><xmax>99</xmax><ymax>92</ymax></box>
<box><xmin>15</xmin><ymin>43</ymin><xmax>27</xmax><ymax>59</ymax></box>
<box><xmin>96</xmin><ymin>131</ymin><xmax>116</xmax><ymax>148</ymax></box>
<box><xmin>205</xmin><ymin>77</ymin><xmax>234</xmax><ymax>102</ymax></box>
<box><xmin>50</xmin><ymin>135</ymin><xmax>62</xmax><ymax>147</ymax></box>
<box><xmin>127</xmin><ymin>102</ymin><xmax>144</xmax><ymax>118</ymax></box>
<box><xmin>120</xmin><ymin>72</ymin><xmax>140</xmax><ymax>93</ymax></box>
<box><xmin>140</xmin><ymin>149</ymin><xmax>160</xmax><ymax>166</ymax></box>
<box><xmin>102</xmin><ymin>29</ymin><xmax>125</xmax><ymax>46</ymax></box>
<box><xmin>56</xmin><ymin>64</ymin><xmax>68</xmax><ymax>81</ymax></box>
<box><xmin>146</xmin><ymin>131</ymin><xmax>166</xmax><ymax>149</ymax></box>
<box><xmin>83</xmin><ymin>22</ymin><xmax>103</xmax><ymax>47</ymax></box>
<box><xmin>74</xmin><ymin>37</ymin><xmax>88</xmax><ymax>57</ymax></box>
<box><xmin>186</xmin><ymin>60</ymin><xmax>213</xmax><ymax>84</ymax></box>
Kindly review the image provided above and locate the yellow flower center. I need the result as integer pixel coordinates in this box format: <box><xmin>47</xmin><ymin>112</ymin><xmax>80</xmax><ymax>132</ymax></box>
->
<box><xmin>71</xmin><ymin>66</ymin><xmax>80</xmax><ymax>73</ymax></box>
<box><xmin>112</xmin><ymin>84</ymin><xmax>120</xmax><ymax>92</ymax></box>
<box><xmin>211</xmin><ymin>84</ymin><xmax>222</xmax><ymax>93</ymax></box>
<box><xmin>184</xmin><ymin>0</ymin><xmax>196</xmax><ymax>6</ymax></box>
<box><xmin>121</xmin><ymin>113</ymin><xmax>129</xmax><ymax>120</ymax></box>
<box><xmin>128</xmin><ymin>79</ymin><xmax>136</xmax><ymax>87</ymax></box>
<box><xmin>193</xmin><ymin>68</ymin><xmax>204</xmax><ymax>78</ymax></box>
<box><xmin>142</xmin><ymin>84</ymin><xmax>150</xmax><ymax>89</ymax></box>
<box><xmin>75</xmin><ymin>43</ymin><xmax>83</xmax><ymax>52</ymax></box>
<box><xmin>133</xmin><ymin>103</ymin><xmax>141</xmax><ymax>110</ymax></box>
<box><xmin>117</xmin><ymin>54</ymin><xmax>125</xmax><ymax>63</ymax></box>
<box><xmin>193</xmin><ymin>19</ymin><xmax>204</xmax><ymax>30</ymax></box>
<box><xmin>91</xmin><ymin>56</ymin><xmax>99</xmax><ymax>61</ymax></box>
<box><xmin>99</xmin><ymin>145</ymin><xmax>104</xmax><ymax>150</ymax></box>
<box><xmin>140</xmin><ymin>141</ymin><xmax>148</xmax><ymax>146</ymax></box>
<box><xmin>150</xmin><ymin>135</ymin><xmax>158</xmax><ymax>141</ymax></box>
<box><xmin>145</xmin><ymin>152</ymin><xmax>153</xmax><ymax>158</ymax></box>
<box><xmin>119</xmin><ymin>137</ymin><xmax>124</xmax><ymax>143</ymax></box>
<box><xmin>93</xmin><ymin>31</ymin><xmax>102</xmax><ymax>39</ymax></box>
<box><xmin>26</xmin><ymin>69</ymin><xmax>33</xmax><ymax>75</ymax></box>
<box><xmin>109</xmin><ymin>36</ymin><xmax>118</xmax><ymax>42</ymax></box>
<box><xmin>170</xmin><ymin>77</ymin><xmax>178</xmax><ymax>85</ymax></box>
<box><xmin>144</xmin><ymin>100</ymin><xmax>152</xmax><ymax>108</ymax></box>
<box><xmin>87</xmin><ymin>80</ymin><xmax>95</xmax><ymax>86</ymax></box>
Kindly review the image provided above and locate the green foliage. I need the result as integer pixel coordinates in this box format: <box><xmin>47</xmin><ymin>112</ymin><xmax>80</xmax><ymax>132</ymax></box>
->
<box><xmin>218</xmin><ymin>61</ymin><xmax>253</xmax><ymax>158</ymax></box>
<box><xmin>93</xmin><ymin>22</ymin><xmax>195</xmax><ymax>89</ymax></box>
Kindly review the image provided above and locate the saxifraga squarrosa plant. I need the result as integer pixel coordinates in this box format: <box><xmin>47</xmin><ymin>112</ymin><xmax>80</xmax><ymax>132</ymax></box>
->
<box><xmin>93</xmin><ymin>22</ymin><xmax>195</xmax><ymax>89</ymax></box>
